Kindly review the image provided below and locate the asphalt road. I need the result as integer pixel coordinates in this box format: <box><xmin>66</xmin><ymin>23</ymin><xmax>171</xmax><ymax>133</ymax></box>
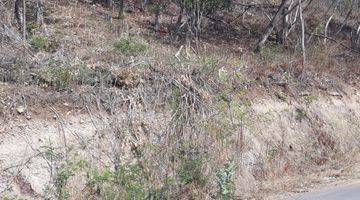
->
<box><xmin>295</xmin><ymin>182</ymin><xmax>360</xmax><ymax>200</ymax></box>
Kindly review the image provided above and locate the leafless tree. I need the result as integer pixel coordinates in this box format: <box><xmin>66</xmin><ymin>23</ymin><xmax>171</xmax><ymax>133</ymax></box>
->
<box><xmin>22</xmin><ymin>0</ymin><xmax>26</xmax><ymax>40</ymax></box>
<box><xmin>36</xmin><ymin>0</ymin><xmax>44</xmax><ymax>26</ymax></box>
<box><xmin>254</xmin><ymin>0</ymin><xmax>292</xmax><ymax>53</ymax></box>
<box><xmin>299</xmin><ymin>0</ymin><xmax>306</xmax><ymax>64</ymax></box>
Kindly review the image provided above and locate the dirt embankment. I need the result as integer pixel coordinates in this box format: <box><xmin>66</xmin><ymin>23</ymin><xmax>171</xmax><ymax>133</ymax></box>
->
<box><xmin>0</xmin><ymin>1</ymin><xmax>360</xmax><ymax>199</ymax></box>
<box><xmin>0</xmin><ymin>86</ymin><xmax>359</xmax><ymax>199</ymax></box>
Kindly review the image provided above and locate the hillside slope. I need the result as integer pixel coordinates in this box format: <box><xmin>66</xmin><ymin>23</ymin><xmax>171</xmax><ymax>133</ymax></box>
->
<box><xmin>0</xmin><ymin>1</ymin><xmax>359</xmax><ymax>199</ymax></box>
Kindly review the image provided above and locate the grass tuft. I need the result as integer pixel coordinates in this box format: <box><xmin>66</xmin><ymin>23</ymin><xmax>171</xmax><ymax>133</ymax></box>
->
<box><xmin>113</xmin><ymin>36</ymin><xmax>148</xmax><ymax>55</ymax></box>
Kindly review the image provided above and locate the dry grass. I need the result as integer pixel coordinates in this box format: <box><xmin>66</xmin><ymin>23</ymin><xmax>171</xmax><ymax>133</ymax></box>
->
<box><xmin>0</xmin><ymin>0</ymin><xmax>360</xmax><ymax>199</ymax></box>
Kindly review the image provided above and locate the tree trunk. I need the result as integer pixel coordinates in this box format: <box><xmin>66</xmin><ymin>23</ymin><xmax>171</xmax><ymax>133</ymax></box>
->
<box><xmin>299</xmin><ymin>0</ymin><xmax>306</xmax><ymax>64</ymax></box>
<box><xmin>254</xmin><ymin>0</ymin><xmax>290</xmax><ymax>53</ymax></box>
<box><xmin>277</xmin><ymin>0</ymin><xmax>292</xmax><ymax>44</ymax></box>
<box><xmin>141</xmin><ymin>0</ymin><xmax>149</xmax><ymax>11</ymax></box>
<box><xmin>14</xmin><ymin>0</ymin><xmax>22</xmax><ymax>28</ymax></box>
<box><xmin>352</xmin><ymin>23</ymin><xmax>360</xmax><ymax>49</ymax></box>
<box><xmin>118</xmin><ymin>0</ymin><xmax>124</xmax><ymax>19</ymax></box>
<box><xmin>154</xmin><ymin>6</ymin><xmax>161</xmax><ymax>30</ymax></box>
<box><xmin>22</xmin><ymin>0</ymin><xmax>26</xmax><ymax>40</ymax></box>
<box><xmin>107</xmin><ymin>0</ymin><xmax>113</xmax><ymax>7</ymax></box>
<box><xmin>36</xmin><ymin>0</ymin><xmax>44</xmax><ymax>26</ymax></box>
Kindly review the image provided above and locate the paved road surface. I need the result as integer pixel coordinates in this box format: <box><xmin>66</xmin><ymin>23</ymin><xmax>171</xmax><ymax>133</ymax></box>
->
<box><xmin>295</xmin><ymin>182</ymin><xmax>360</xmax><ymax>200</ymax></box>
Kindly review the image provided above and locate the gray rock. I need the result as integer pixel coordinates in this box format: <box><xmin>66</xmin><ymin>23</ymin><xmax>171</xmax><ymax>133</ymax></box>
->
<box><xmin>328</xmin><ymin>91</ymin><xmax>342</xmax><ymax>97</ymax></box>
<box><xmin>300</xmin><ymin>91</ymin><xmax>311</xmax><ymax>96</ymax></box>
<box><xmin>16</xmin><ymin>106</ymin><xmax>26</xmax><ymax>114</ymax></box>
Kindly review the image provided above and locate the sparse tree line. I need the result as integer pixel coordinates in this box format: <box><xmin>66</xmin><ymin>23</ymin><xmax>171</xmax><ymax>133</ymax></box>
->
<box><xmin>6</xmin><ymin>0</ymin><xmax>360</xmax><ymax>55</ymax></box>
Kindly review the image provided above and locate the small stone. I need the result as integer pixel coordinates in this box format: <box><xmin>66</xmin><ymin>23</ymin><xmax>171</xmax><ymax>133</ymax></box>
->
<box><xmin>79</xmin><ymin>119</ymin><xmax>85</xmax><ymax>124</ymax></box>
<box><xmin>53</xmin><ymin>115</ymin><xmax>57</xmax><ymax>119</ymax></box>
<box><xmin>328</xmin><ymin>91</ymin><xmax>341</xmax><ymax>97</ymax></box>
<box><xmin>299</xmin><ymin>91</ymin><xmax>310</xmax><ymax>96</ymax></box>
<box><xmin>25</xmin><ymin>115</ymin><xmax>32</xmax><ymax>120</ymax></box>
<box><xmin>277</xmin><ymin>81</ymin><xmax>288</xmax><ymax>87</ymax></box>
<box><xmin>16</xmin><ymin>106</ymin><xmax>26</xmax><ymax>114</ymax></box>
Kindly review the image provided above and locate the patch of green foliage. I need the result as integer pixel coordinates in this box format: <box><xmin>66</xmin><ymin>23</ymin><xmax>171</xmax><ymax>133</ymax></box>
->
<box><xmin>36</xmin><ymin>64</ymin><xmax>115</xmax><ymax>91</ymax></box>
<box><xmin>267</xmin><ymin>148</ymin><xmax>279</xmax><ymax>159</ymax></box>
<box><xmin>41</xmin><ymin>67</ymin><xmax>72</xmax><ymax>91</ymax></box>
<box><xmin>178</xmin><ymin>157</ymin><xmax>205</xmax><ymax>186</ymax></box>
<box><xmin>217</xmin><ymin>156</ymin><xmax>236</xmax><ymax>200</ymax></box>
<box><xmin>148</xmin><ymin>3</ymin><xmax>165</xmax><ymax>14</ymax></box>
<box><xmin>27</xmin><ymin>21</ymin><xmax>39</xmax><ymax>34</ymax></box>
<box><xmin>200</xmin><ymin>56</ymin><xmax>221</xmax><ymax>77</ymax></box>
<box><xmin>87</xmin><ymin>164</ymin><xmax>148</xmax><ymax>199</ymax></box>
<box><xmin>52</xmin><ymin>159</ymin><xmax>89</xmax><ymax>200</ymax></box>
<box><xmin>29</xmin><ymin>36</ymin><xmax>47</xmax><ymax>51</ymax></box>
<box><xmin>175</xmin><ymin>143</ymin><xmax>207</xmax><ymax>190</ymax></box>
<box><xmin>260</xmin><ymin>42</ymin><xmax>284</xmax><ymax>60</ymax></box>
<box><xmin>113</xmin><ymin>37</ymin><xmax>147</xmax><ymax>55</ymax></box>
<box><xmin>73</xmin><ymin>65</ymin><xmax>96</xmax><ymax>85</ymax></box>
<box><xmin>301</xmin><ymin>95</ymin><xmax>318</xmax><ymax>105</ymax></box>
<box><xmin>295</xmin><ymin>108</ymin><xmax>307</xmax><ymax>122</ymax></box>
<box><xmin>183</xmin><ymin>0</ymin><xmax>232</xmax><ymax>15</ymax></box>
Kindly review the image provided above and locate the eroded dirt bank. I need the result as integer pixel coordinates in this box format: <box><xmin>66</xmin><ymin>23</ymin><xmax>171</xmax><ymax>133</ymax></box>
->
<box><xmin>0</xmin><ymin>87</ymin><xmax>359</xmax><ymax>199</ymax></box>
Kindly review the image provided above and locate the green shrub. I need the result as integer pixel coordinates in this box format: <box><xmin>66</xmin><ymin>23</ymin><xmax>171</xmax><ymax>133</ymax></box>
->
<box><xmin>50</xmin><ymin>68</ymin><xmax>72</xmax><ymax>91</ymax></box>
<box><xmin>178</xmin><ymin>158</ymin><xmax>201</xmax><ymax>185</ymax></box>
<box><xmin>267</xmin><ymin>148</ymin><xmax>279</xmax><ymax>159</ymax></box>
<box><xmin>201</xmin><ymin>56</ymin><xmax>220</xmax><ymax>76</ymax></box>
<box><xmin>87</xmin><ymin>164</ymin><xmax>148</xmax><ymax>200</ymax></box>
<box><xmin>301</xmin><ymin>95</ymin><xmax>318</xmax><ymax>105</ymax></box>
<box><xmin>73</xmin><ymin>65</ymin><xmax>94</xmax><ymax>85</ymax></box>
<box><xmin>55</xmin><ymin>168</ymin><xmax>73</xmax><ymax>199</ymax></box>
<box><xmin>27</xmin><ymin>21</ymin><xmax>39</xmax><ymax>33</ymax></box>
<box><xmin>295</xmin><ymin>108</ymin><xmax>307</xmax><ymax>122</ymax></box>
<box><xmin>38</xmin><ymin>67</ymin><xmax>73</xmax><ymax>91</ymax></box>
<box><xmin>217</xmin><ymin>157</ymin><xmax>236</xmax><ymax>200</ymax></box>
<box><xmin>148</xmin><ymin>4</ymin><xmax>163</xmax><ymax>14</ymax></box>
<box><xmin>183</xmin><ymin>0</ymin><xmax>232</xmax><ymax>15</ymax></box>
<box><xmin>29</xmin><ymin>36</ymin><xmax>47</xmax><ymax>51</ymax></box>
<box><xmin>261</xmin><ymin>42</ymin><xmax>283</xmax><ymax>60</ymax></box>
<box><xmin>113</xmin><ymin>37</ymin><xmax>147</xmax><ymax>55</ymax></box>
<box><xmin>53</xmin><ymin>159</ymin><xmax>89</xmax><ymax>200</ymax></box>
<box><xmin>177</xmin><ymin>156</ymin><xmax>205</xmax><ymax>186</ymax></box>
<box><xmin>148</xmin><ymin>177</ymin><xmax>175</xmax><ymax>200</ymax></box>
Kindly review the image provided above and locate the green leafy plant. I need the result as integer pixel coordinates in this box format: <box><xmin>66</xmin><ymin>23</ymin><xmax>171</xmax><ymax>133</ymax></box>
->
<box><xmin>40</xmin><ymin>145</ymin><xmax>62</xmax><ymax>161</ymax></box>
<box><xmin>200</xmin><ymin>56</ymin><xmax>220</xmax><ymax>77</ymax></box>
<box><xmin>183</xmin><ymin>0</ymin><xmax>232</xmax><ymax>15</ymax></box>
<box><xmin>29</xmin><ymin>36</ymin><xmax>47</xmax><ymax>51</ymax></box>
<box><xmin>267</xmin><ymin>148</ymin><xmax>279</xmax><ymax>159</ymax></box>
<box><xmin>47</xmin><ymin>67</ymin><xmax>72</xmax><ymax>91</ymax></box>
<box><xmin>217</xmin><ymin>156</ymin><xmax>236</xmax><ymax>200</ymax></box>
<box><xmin>113</xmin><ymin>37</ymin><xmax>147</xmax><ymax>55</ymax></box>
<box><xmin>27</xmin><ymin>21</ymin><xmax>39</xmax><ymax>33</ymax></box>
<box><xmin>261</xmin><ymin>42</ymin><xmax>283</xmax><ymax>60</ymax></box>
<box><xmin>37</xmin><ymin>63</ymin><xmax>78</xmax><ymax>91</ymax></box>
<box><xmin>301</xmin><ymin>95</ymin><xmax>318</xmax><ymax>105</ymax></box>
<box><xmin>176</xmin><ymin>144</ymin><xmax>206</xmax><ymax>188</ymax></box>
<box><xmin>295</xmin><ymin>108</ymin><xmax>307</xmax><ymax>122</ymax></box>
<box><xmin>86</xmin><ymin>163</ymin><xmax>149</xmax><ymax>200</ymax></box>
<box><xmin>178</xmin><ymin>157</ymin><xmax>205</xmax><ymax>186</ymax></box>
<box><xmin>148</xmin><ymin>176</ymin><xmax>175</xmax><ymax>200</ymax></box>
<box><xmin>55</xmin><ymin>168</ymin><xmax>73</xmax><ymax>199</ymax></box>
